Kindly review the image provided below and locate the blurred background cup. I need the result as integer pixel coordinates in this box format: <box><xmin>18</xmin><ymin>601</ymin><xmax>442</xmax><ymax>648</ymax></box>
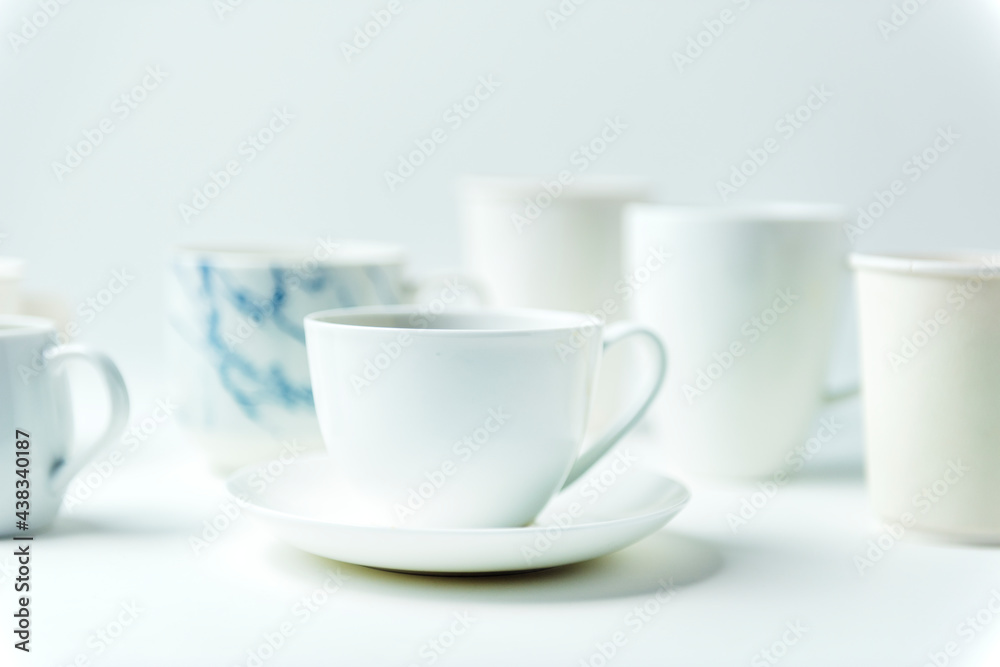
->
<box><xmin>0</xmin><ymin>315</ymin><xmax>129</xmax><ymax>536</ymax></box>
<box><xmin>625</xmin><ymin>203</ymin><xmax>850</xmax><ymax>479</ymax></box>
<box><xmin>0</xmin><ymin>257</ymin><xmax>25</xmax><ymax>314</ymax></box>
<box><xmin>167</xmin><ymin>241</ymin><xmax>475</xmax><ymax>472</ymax></box>
<box><xmin>0</xmin><ymin>257</ymin><xmax>81</xmax><ymax>332</ymax></box>
<box><xmin>459</xmin><ymin>175</ymin><xmax>649</xmax><ymax>436</ymax></box>
<box><xmin>851</xmin><ymin>251</ymin><xmax>1000</xmax><ymax>542</ymax></box>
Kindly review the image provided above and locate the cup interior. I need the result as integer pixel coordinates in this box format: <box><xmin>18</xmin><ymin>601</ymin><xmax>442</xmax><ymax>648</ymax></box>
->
<box><xmin>306</xmin><ymin>306</ymin><xmax>595</xmax><ymax>333</ymax></box>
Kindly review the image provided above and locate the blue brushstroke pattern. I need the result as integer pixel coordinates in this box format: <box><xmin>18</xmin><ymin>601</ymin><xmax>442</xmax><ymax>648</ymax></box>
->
<box><xmin>174</xmin><ymin>259</ymin><xmax>396</xmax><ymax>422</ymax></box>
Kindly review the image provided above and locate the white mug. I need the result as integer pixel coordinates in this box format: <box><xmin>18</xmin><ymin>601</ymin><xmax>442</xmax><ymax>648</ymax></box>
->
<box><xmin>459</xmin><ymin>176</ymin><xmax>649</xmax><ymax>437</ymax></box>
<box><xmin>304</xmin><ymin>306</ymin><xmax>667</xmax><ymax>529</ymax></box>
<box><xmin>851</xmin><ymin>252</ymin><xmax>1000</xmax><ymax>542</ymax></box>
<box><xmin>625</xmin><ymin>203</ymin><xmax>850</xmax><ymax>478</ymax></box>
<box><xmin>167</xmin><ymin>242</ymin><xmax>477</xmax><ymax>471</ymax></box>
<box><xmin>0</xmin><ymin>257</ymin><xmax>25</xmax><ymax>314</ymax></box>
<box><xmin>0</xmin><ymin>315</ymin><xmax>130</xmax><ymax>536</ymax></box>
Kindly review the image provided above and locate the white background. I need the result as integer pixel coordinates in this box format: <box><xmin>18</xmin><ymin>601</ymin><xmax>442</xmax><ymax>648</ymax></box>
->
<box><xmin>3</xmin><ymin>0</ymin><xmax>1000</xmax><ymax>398</ymax></box>
<box><xmin>3</xmin><ymin>1</ymin><xmax>1000</xmax><ymax>665</ymax></box>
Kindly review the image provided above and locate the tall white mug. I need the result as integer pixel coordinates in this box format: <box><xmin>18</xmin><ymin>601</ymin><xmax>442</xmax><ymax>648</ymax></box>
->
<box><xmin>625</xmin><ymin>203</ymin><xmax>849</xmax><ymax>479</ymax></box>
<box><xmin>0</xmin><ymin>315</ymin><xmax>130</xmax><ymax>535</ymax></box>
<box><xmin>459</xmin><ymin>176</ymin><xmax>649</xmax><ymax>435</ymax></box>
<box><xmin>852</xmin><ymin>252</ymin><xmax>1000</xmax><ymax>542</ymax></box>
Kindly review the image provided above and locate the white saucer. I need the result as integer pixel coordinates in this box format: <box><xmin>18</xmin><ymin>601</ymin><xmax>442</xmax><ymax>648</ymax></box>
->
<box><xmin>226</xmin><ymin>457</ymin><xmax>690</xmax><ymax>574</ymax></box>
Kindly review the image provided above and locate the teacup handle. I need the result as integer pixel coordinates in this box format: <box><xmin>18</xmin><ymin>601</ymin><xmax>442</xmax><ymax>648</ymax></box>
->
<box><xmin>562</xmin><ymin>321</ymin><xmax>668</xmax><ymax>488</ymax></box>
<box><xmin>46</xmin><ymin>345</ymin><xmax>130</xmax><ymax>492</ymax></box>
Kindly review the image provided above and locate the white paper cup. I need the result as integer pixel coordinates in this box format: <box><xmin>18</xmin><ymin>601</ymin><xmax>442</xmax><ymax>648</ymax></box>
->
<box><xmin>852</xmin><ymin>251</ymin><xmax>1000</xmax><ymax>542</ymax></box>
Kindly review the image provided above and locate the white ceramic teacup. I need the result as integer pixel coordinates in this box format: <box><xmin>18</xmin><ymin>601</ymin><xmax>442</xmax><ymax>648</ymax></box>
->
<box><xmin>304</xmin><ymin>306</ymin><xmax>667</xmax><ymax>529</ymax></box>
<box><xmin>851</xmin><ymin>251</ymin><xmax>1000</xmax><ymax>542</ymax></box>
<box><xmin>0</xmin><ymin>315</ymin><xmax>130</xmax><ymax>536</ymax></box>
<box><xmin>167</xmin><ymin>242</ymin><xmax>478</xmax><ymax>471</ymax></box>
<box><xmin>625</xmin><ymin>203</ymin><xmax>851</xmax><ymax>479</ymax></box>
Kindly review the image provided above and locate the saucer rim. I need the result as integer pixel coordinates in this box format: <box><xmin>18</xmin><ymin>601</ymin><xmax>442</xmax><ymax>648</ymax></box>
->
<box><xmin>225</xmin><ymin>456</ymin><xmax>691</xmax><ymax>537</ymax></box>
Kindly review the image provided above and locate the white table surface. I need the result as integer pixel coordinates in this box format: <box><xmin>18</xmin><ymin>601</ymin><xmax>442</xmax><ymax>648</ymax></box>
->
<box><xmin>6</xmin><ymin>392</ymin><xmax>1000</xmax><ymax>667</ymax></box>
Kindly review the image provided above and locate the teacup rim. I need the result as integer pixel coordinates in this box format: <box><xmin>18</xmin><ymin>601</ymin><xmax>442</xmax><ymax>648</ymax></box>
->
<box><xmin>171</xmin><ymin>240</ymin><xmax>407</xmax><ymax>267</ymax></box>
<box><xmin>849</xmin><ymin>251</ymin><xmax>1000</xmax><ymax>278</ymax></box>
<box><xmin>305</xmin><ymin>305</ymin><xmax>603</xmax><ymax>336</ymax></box>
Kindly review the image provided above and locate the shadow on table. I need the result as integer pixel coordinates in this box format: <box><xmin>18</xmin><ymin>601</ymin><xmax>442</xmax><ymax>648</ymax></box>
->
<box><xmin>263</xmin><ymin>530</ymin><xmax>722</xmax><ymax>603</ymax></box>
<box><xmin>42</xmin><ymin>512</ymin><xmax>197</xmax><ymax>538</ymax></box>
